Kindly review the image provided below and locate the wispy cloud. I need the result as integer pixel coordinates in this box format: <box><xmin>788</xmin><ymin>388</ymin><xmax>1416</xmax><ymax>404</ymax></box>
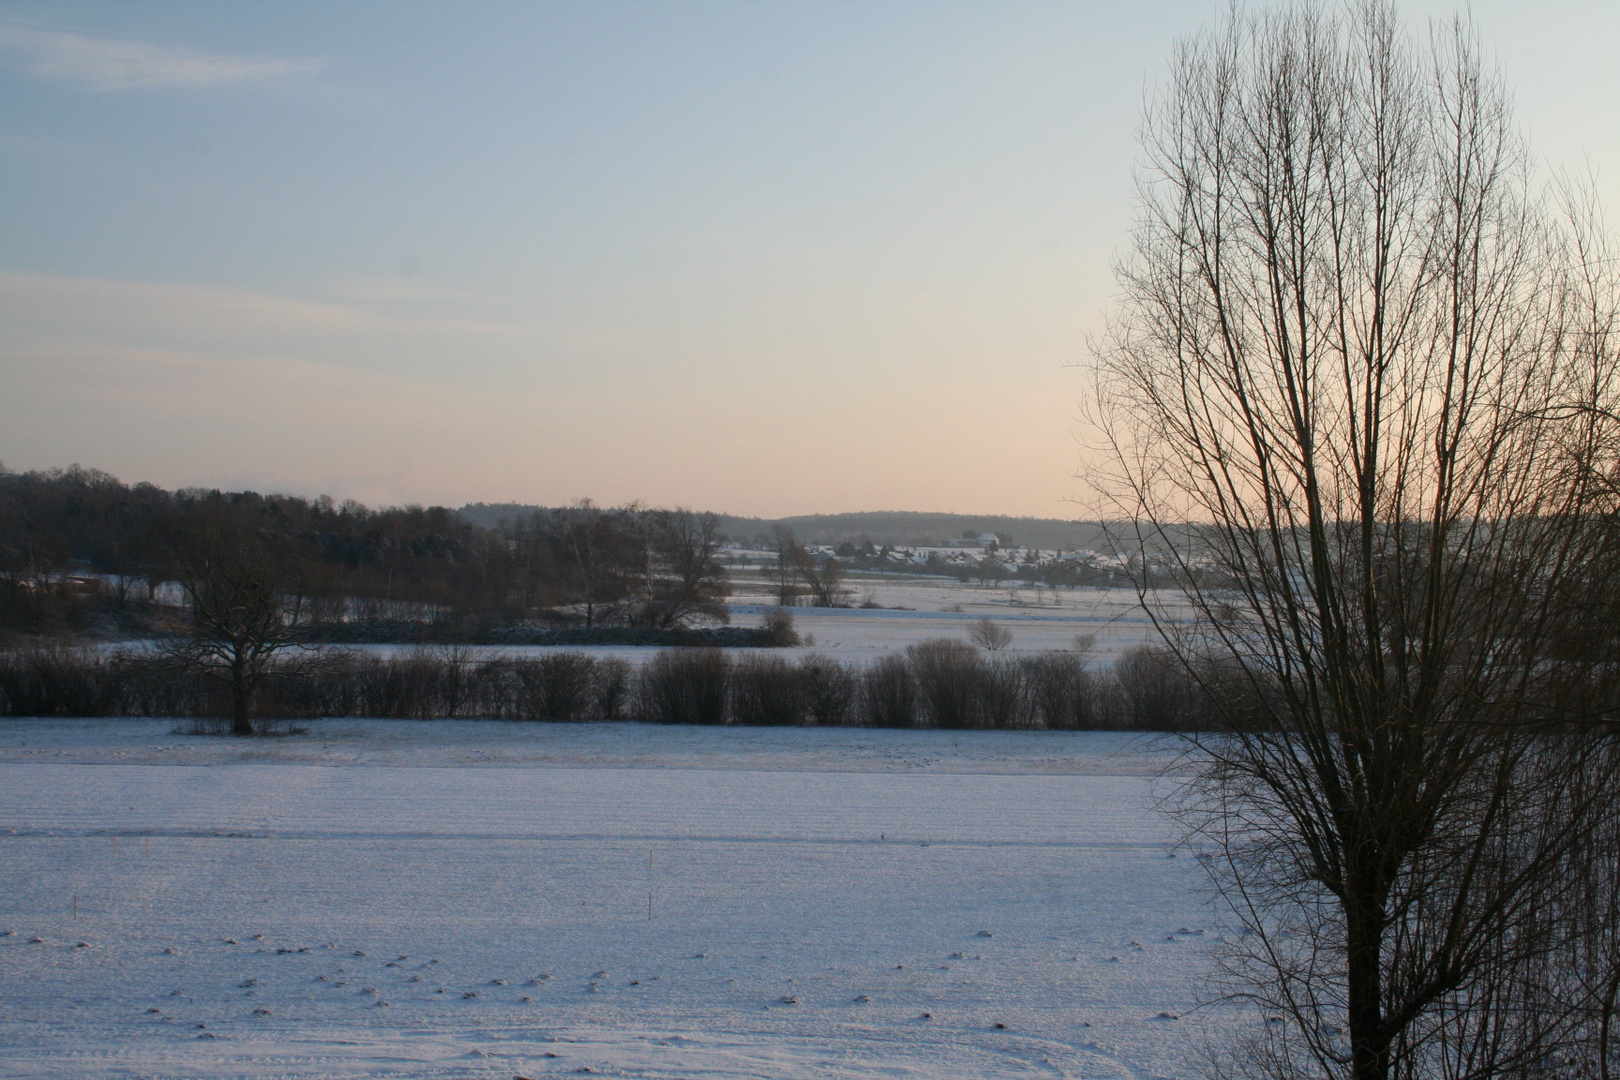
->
<box><xmin>0</xmin><ymin>22</ymin><xmax>319</xmax><ymax>91</ymax></box>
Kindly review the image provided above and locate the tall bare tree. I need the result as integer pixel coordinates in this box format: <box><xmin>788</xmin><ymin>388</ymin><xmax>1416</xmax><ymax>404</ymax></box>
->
<box><xmin>1088</xmin><ymin>4</ymin><xmax>1620</xmax><ymax>1080</ymax></box>
<box><xmin>640</xmin><ymin>508</ymin><xmax>730</xmax><ymax>629</ymax></box>
<box><xmin>801</xmin><ymin>553</ymin><xmax>851</xmax><ymax>608</ymax></box>
<box><xmin>168</xmin><ymin>519</ymin><xmax>306</xmax><ymax>736</ymax></box>
<box><xmin>765</xmin><ymin>524</ymin><xmax>806</xmax><ymax>606</ymax></box>
<box><xmin>547</xmin><ymin>500</ymin><xmax>642</xmax><ymax>627</ymax></box>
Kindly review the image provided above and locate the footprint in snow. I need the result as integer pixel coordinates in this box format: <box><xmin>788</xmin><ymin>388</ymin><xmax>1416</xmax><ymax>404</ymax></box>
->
<box><xmin>975</xmin><ymin>930</ymin><xmax>994</xmax><ymax>938</ymax></box>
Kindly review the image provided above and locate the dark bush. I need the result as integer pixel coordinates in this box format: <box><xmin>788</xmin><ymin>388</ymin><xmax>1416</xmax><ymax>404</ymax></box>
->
<box><xmin>1021</xmin><ymin>652</ymin><xmax>1095</xmax><ymax>730</ymax></box>
<box><xmin>800</xmin><ymin>654</ymin><xmax>857</xmax><ymax>726</ymax></box>
<box><xmin>0</xmin><ymin>644</ymin><xmax>124</xmax><ymax>716</ymax></box>
<box><xmin>907</xmin><ymin>639</ymin><xmax>984</xmax><ymax>729</ymax></box>
<box><xmin>639</xmin><ymin>648</ymin><xmax>730</xmax><ymax>724</ymax></box>
<box><xmin>593</xmin><ymin>657</ymin><xmax>631</xmax><ymax>720</ymax></box>
<box><xmin>979</xmin><ymin>656</ymin><xmax>1031</xmax><ymax>729</ymax></box>
<box><xmin>759</xmin><ymin>609</ymin><xmax>801</xmax><ymax>647</ymax></box>
<box><xmin>511</xmin><ymin>652</ymin><xmax>598</xmax><ymax>721</ymax></box>
<box><xmin>1113</xmin><ymin>644</ymin><xmax>1206</xmax><ymax>730</ymax></box>
<box><xmin>730</xmin><ymin>656</ymin><xmax>804</xmax><ymax>726</ymax></box>
<box><xmin>861</xmin><ymin>654</ymin><xmax>918</xmax><ymax>728</ymax></box>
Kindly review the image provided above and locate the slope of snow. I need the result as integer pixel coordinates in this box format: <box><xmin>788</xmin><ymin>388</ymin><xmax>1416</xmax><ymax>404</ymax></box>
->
<box><xmin>0</xmin><ymin>721</ymin><xmax>1233</xmax><ymax>1080</ymax></box>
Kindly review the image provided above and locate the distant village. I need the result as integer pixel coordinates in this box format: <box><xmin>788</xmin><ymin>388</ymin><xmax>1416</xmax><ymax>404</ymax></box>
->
<box><xmin>724</xmin><ymin>531</ymin><xmax>1140</xmax><ymax>590</ymax></box>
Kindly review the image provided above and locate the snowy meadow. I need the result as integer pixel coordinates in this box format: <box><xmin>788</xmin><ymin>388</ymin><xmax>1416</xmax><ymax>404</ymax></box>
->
<box><xmin>0</xmin><ymin>721</ymin><xmax>1232</xmax><ymax>1080</ymax></box>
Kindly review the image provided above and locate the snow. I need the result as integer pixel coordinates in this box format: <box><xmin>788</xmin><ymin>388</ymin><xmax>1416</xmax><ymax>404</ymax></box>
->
<box><xmin>0</xmin><ymin>720</ymin><xmax>1232</xmax><ymax>1080</ymax></box>
<box><xmin>735</xmin><ymin>583</ymin><xmax>1173</xmax><ymax>663</ymax></box>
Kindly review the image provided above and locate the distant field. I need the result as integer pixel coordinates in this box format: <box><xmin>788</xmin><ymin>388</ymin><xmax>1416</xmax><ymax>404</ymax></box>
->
<box><xmin>725</xmin><ymin>579</ymin><xmax>1169</xmax><ymax>663</ymax></box>
<box><xmin>0</xmin><ymin>721</ymin><xmax>1233</xmax><ymax>1080</ymax></box>
<box><xmin>316</xmin><ymin>582</ymin><xmax>1173</xmax><ymax>669</ymax></box>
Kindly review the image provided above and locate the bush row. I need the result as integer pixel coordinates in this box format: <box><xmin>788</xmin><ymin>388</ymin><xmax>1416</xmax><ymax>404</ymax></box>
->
<box><xmin>0</xmin><ymin>640</ymin><xmax>1220</xmax><ymax>731</ymax></box>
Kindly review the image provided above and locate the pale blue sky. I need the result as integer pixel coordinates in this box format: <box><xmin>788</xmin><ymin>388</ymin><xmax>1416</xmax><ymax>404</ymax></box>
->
<box><xmin>1</xmin><ymin>1</ymin><xmax>1616</xmax><ymax>516</ymax></box>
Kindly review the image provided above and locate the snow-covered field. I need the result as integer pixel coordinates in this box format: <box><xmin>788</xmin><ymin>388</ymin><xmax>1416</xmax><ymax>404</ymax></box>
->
<box><xmin>0</xmin><ymin>720</ymin><xmax>1231</xmax><ymax>1080</ymax></box>
<box><xmin>735</xmin><ymin>582</ymin><xmax>1173</xmax><ymax>662</ymax></box>
<box><xmin>338</xmin><ymin>584</ymin><xmax>1174</xmax><ymax>670</ymax></box>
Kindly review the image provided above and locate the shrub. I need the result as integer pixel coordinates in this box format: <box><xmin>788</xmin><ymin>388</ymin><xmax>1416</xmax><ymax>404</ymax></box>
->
<box><xmin>907</xmin><ymin>638</ymin><xmax>984</xmax><ymax>729</ymax></box>
<box><xmin>968</xmin><ymin>617</ymin><xmax>1013</xmax><ymax>651</ymax></box>
<box><xmin>760</xmin><ymin>608</ymin><xmax>800</xmax><ymax>647</ymax></box>
<box><xmin>511</xmin><ymin>652</ymin><xmax>598</xmax><ymax>721</ymax></box>
<box><xmin>978</xmin><ymin>655</ymin><xmax>1031</xmax><ymax>729</ymax></box>
<box><xmin>0</xmin><ymin>643</ymin><xmax>123</xmax><ymax>716</ymax></box>
<box><xmin>1021</xmin><ymin>652</ymin><xmax>1094</xmax><ymax>730</ymax></box>
<box><xmin>730</xmin><ymin>656</ymin><xmax>804</xmax><ymax>726</ymax></box>
<box><xmin>593</xmin><ymin>657</ymin><xmax>631</xmax><ymax>720</ymax></box>
<box><xmin>861</xmin><ymin>654</ymin><xmax>918</xmax><ymax>728</ymax></box>
<box><xmin>1113</xmin><ymin>644</ymin><xmax>1206</xmax><ymax>730</ymax></box>
<box><xmin>800</xmin><ymin>654</ymin><xmax>857</xmax><ymax>726</ymax></box>
<box><xmin>639</xmin><ymin>648</ymin><xmax>730</xmax><ymax>724</ymax></box>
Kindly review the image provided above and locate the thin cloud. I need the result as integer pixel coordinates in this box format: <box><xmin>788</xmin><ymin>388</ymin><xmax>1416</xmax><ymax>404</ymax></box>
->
<box><xmin>0</xmin><ymin>22</ymin><xmax>319</xmax><ymax>91</ymax></box>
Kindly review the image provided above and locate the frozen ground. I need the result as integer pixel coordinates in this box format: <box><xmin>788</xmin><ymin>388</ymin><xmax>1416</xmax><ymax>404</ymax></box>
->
<box><xmin>0</xmin><ymin>720</ymin><xmax>1235</xmax><ymax>1080</ymax></box>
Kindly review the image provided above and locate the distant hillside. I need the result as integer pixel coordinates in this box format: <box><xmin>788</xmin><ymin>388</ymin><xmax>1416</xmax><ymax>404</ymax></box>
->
<box><xmin>457</xmin><ymin>504</ymin><xmax>1110</xmax><ymax>551</ymax></box>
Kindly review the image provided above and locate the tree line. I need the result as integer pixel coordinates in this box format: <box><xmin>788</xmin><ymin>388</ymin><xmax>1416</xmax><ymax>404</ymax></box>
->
<box><xmin>0</xmin><ymin>466</ymin><xmax>729</xmax><ymax>636</ymax></box>
<box><xmin>0</xmin><ymin>636</ymin><xmax>1214</xmax><ymax>732</ymax></box>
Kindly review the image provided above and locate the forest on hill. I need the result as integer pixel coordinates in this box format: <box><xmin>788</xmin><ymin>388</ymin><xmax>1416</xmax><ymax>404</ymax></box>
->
<box><xmin>459</xmin><ymin>504</ymin><xmax>1111</xmax><ymax>551</ymax></box>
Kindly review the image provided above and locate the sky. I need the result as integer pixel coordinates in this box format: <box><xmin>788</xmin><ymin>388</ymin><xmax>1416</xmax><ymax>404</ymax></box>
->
<box><xmin>1</xmin><ymin>1</ymin><xmax>1617</xmax><ymax>518</ymax></box>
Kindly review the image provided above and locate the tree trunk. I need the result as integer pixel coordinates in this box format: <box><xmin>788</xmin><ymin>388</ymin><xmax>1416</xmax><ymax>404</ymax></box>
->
<box><xmin>1347</xmin><ymin>906</ymin><xmax>1389</xmax><ymax>1080</ymax></box>
<box><xmin>231</xmin><ymin>659</ymin><xmax>253</xmax><ymax>737</ymax></box>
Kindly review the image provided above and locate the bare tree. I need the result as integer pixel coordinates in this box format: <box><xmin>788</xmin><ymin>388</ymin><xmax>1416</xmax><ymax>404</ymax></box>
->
<box><xmin>1088</xmin><ymin>5</ymin><xmax>1620</xmax><ymax>1080</ymax></box>
<box><xmin>968</xmin><ymin>617</ymin><xmax>1013</xmax><ymax>651</ymax></box>
<box><xmin>765</xmin><ymin>524</ymin><xmax>806</xmax><ymax>606</ymax></box>
<box><xmin>801</xmin><ymin>553</ymin><xmax>852</xmax><ymax>608</ymax></box>
<box><xmin>546</xmin><ymin>500</ymin><xmax>642</xmax><ymax>627</ymax></box>
<box><xmin>640</xmin><ymin>508</ymin><xmax>730</xmax><ymax>629</ymax></box>
<box><xmin>168</xmin><ymin>524</ymin><xmax>306</xmax><ymax>736</ymax></box>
